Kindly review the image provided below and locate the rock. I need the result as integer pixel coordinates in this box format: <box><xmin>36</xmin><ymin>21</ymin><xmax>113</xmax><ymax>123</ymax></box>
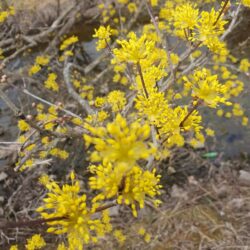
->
<box><xmin>0</xmin><ymin>172</ymin><xmax>8</xmax><ymax>182</ymax></box>
<box><xmin>171</xmin><ymin>185</ymin><xmax>188</xmax><ymax>200</ymax></box>
<box><xmin>228</xmin><ymin>198</ymin><xmax>245</xmax><ymax>209</ymax></box>
<box><xmin>0</xmin><ymin>196</ymin><xmax>4</xmax><ymax>203</ymax></box>
<box><xmin>239</xmin><ymin>170</ymin><xmax>250</xmax><ymax>186</ymax></box>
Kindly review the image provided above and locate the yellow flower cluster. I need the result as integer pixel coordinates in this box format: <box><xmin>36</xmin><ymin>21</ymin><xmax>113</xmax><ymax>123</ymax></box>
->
<box><xmin>239</xmin><ymin>58</ymin><xmax>250</xmax><ymax>72</ymax></box>
<box><xmin>84</xmin><ymin>114</ymin><xmax>161</xmax><ymax>216</ymax></box>
<box><xmin>184</xmin><ymin>68</ymin><xmax>231</xmax><ymax>108</ymax></box>
<box><xmin>29</xmin><ymin>55</ymin><xmax>50</xmax><ymax>76</ymax></box>
<box><xmin>84</xmin><ymin>114</ymin><xmax>155</xmax><ymax>165</ymax></box>
<box><xmin>25</xmin><ymin>234</ymin><xmax>46</xmax><ymax>250</ymax></box>
<box><xmin>113</xmin><ymin>32</ymin><xmax>155</xmax><ymax>64</ymax></box>
<box><xmin>89</xmin><ymin>163</ymin><xmax>161</xmax><ymax>217</ymax></box>
<box><xmin>50</xmin><ymin>148</ymin><xmax>69</xmax><ymax>160</ymax></box>
<box><xmin>161</xmin><ymin>2</ymin><xmax>228</xmax><ymax>54</ymax></box>
<box><xmin>112</xmin><ymin>32</ymin><xmax>167</xmax><ymax>93</ymax></box>
<box><xmin>0</xmin><ymin>6</ymin><xmax>14</xmax><ymax>23</ymax></box>
<box><xmin>44</xmin><ymin>73</ymin><xmax>59</xmax><ymax>92</ymax></box>
<box><xmin>18</xmin><ymin>119</ymin><xmax>30</xmax><ymax>132</ymax></box>
<box><xmin>107</xmin><ymin>90</ymin><xmax>127</xmax><ymax>112</ymax></box>
<box><xmin>242</xmin><ymin>0</ymin><xmax>250</xmax><ymax>7</ymax></box>
<box><xmin>37</xmin><ymin>174</ymin><xmax>112</xmax><ymax>250</ymax></box>
<box><xmin>60</xmin><ymin>36</ymin><xmax>79</xmax><ymax>51</ymax></box>
<box><xmin>93</xmin><ymin>25</ymin><xmax>117</xmax><ymax>50</ymax></box>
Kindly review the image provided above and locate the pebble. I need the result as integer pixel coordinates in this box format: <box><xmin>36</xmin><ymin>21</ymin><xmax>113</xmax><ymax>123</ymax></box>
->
<box><xmin>0</xmin><ymin>172</ymin><xmax>8</xmax><ymax>182</ymax></box>
<box><xmin>239</xmin><ymin>170</ymin><xmax>250</xmax><ymax>186</ymax></box>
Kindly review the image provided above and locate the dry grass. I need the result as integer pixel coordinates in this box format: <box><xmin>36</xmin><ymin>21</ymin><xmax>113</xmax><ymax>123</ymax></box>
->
<box><xmin>99</xmin><ymin>160</ymin><xmax>250</xmax><ymax>250</ymax></box>
<box><xmin>10</xmin><ymin>0</ymin><xmax>69</xmax><ymax>11</ymax></box>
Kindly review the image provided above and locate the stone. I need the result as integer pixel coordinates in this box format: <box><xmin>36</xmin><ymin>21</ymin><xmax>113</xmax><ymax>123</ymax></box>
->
<box><xmin>0</xmin><ymin>172</ymin><xmax>8</xmax><ymax>182</ymax></box>
<box><xmin>239</xmin><ymin>170</ymin><xmax>250</xmax><ymax>186</ymax></box>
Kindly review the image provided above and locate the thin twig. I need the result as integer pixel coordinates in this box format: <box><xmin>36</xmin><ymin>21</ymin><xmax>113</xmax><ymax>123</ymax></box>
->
<box><xmin>63</xmin><ymin>62</ymin><xmax>95</xmax><ymax>115</ymax></box>
<box><xmin>23</xmin><ymin>89</ymin><xmax>83</xmax><ymax>119</ymax></box>
<box><xmin>137</xmin><ymin>62</ymin><xmax>149</xmax><ymax>98</ymax></box>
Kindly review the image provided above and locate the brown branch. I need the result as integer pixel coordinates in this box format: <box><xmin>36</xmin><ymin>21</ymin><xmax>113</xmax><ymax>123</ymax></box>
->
<box><xmin>1</xmin><ymin>201</ymin><xmax>117</xmax><ymax>230</ymax></box>
<box><xmin>137</xmin><ymin>62</ymin><xmax>149</xmax><ymax>98</ymax></box>
<box><xmin>179</xmin><ymin>100</ymin><xmax>202</xmax><ymax>128</ymax></box>
<box><xmin>214</xmin><ymin>0</ymin><xmax>230</xmax><ymax>26</ymax></box>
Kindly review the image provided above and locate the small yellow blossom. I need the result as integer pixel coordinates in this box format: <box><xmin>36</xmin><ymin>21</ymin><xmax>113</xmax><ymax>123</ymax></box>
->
<box><xmin>93</xmin><ymin>25</ymin><xmax>116</xmax><ymax>50</ymax></box>
<box><xmin>18</xmin><ymin>120</ymin><xmax>30</xmax><ymax>132</ymax></box>
<box><xmin>113</xmin><ymin>230</ymin><xmax>126</xmax><ymax>245</ymax></box>
<box><xmin>242</xmin><ymin>0</ymin><xmax>250</xmax><ymax>7</ymax></box>
<box><xmin>205</xmin><ymin>128</ymin><xmax>215</xmax><ymax>137</ymax></box>
<box><xmin>239</xmin><ymin>58</ymin><xmax>250</xmax><ymax>72</ymax></box>
<box><xmin>25</xmin><ymin>234</ymin><xmax>46</xmax><ymax>250</ymax></box>
<box><xmin>35</xmin><ymin>56</ymin><xmax>50</xmax><ymax>66</ymax></box>
<box><xmin>242</xmin><ymin>116</ymin><xmax>248</xmax><ymax>126</ymax></box>
<box><xmin>44</xmin><ymin>73</ymin><xmax>59</xmax><ymax>92</ymax></box>
<box><xmin>127</xmin><ymin>3</ymin><xmax>137</xmax><ymax>13</ymax></box>
<box><xmin>107</xmin><ymin>90</ymin><xmax>127</xmax><ymax>112</ymax></box>
<box><xmin>29</xmin><ymin>64</ymin><xmax>41</xmax><ymax>76</ymax></box>
<box><xmin>50</xmin><ymin>148</ymin><xmax>69</xmax><ymax>159</ymax></box>
<box><xmin>138</xmin><ymin>227</ymin><xmax>146</xmax><ymax>235</ymax></box>
<box><xmin>57</xmin><ymin>243</ymin><xmax>67</xmax><ymax>250</ymax></box>
<box><xmin>217</xmin><ymin>109</ymin><xmax>224</xmax><ymax>117</ymax></box>
<box><xmin>94</xmin><ymin>97</ymin><xmax>106</xmax><ymax>107</ymax></box>
<box><xmin>144</xmin><ymin>233</ymin><xmax>151</xmax><ymax>243</ymax></box>
<box><xmin>60</xmin><ymin>36</ymin><xmax>78</xmax><ymax>51</ymax></box>
<box><xmin>9</xmin><ymin>245</ymin><xmax>18</xmax><ymax>250</ymax></box>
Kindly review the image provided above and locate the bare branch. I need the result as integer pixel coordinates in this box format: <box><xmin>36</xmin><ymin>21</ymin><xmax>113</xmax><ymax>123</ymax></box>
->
<box><xmin>63</xmin><ymin>62</ymin><xmax>95</xmax><ymax>115</ymax></box>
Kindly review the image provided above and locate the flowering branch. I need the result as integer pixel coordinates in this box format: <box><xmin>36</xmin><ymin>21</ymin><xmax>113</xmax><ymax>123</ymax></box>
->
<box><xmin>0</xmin><ymin>201</ymin><xmax>117</xmax><ymax>229</ymax></box>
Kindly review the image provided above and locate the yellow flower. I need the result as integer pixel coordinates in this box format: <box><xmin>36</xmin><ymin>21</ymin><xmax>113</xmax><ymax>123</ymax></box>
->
<box><xmin>217</xmin><ymin>109</ymin><xmax>224</xmax><ymax>117</ymax></box>
<box><xmin>35</xmin><ymin>56</ymin><xmax>50</xmax><ymax>66</ymax></box>
<box><xmin>242</xmin><ymin>116</ymin><xmax>248</xmax><ymax>126</ymax></box>
<box><xmin>205</xmin><ymin>128</ymin><xmax>215</xmax><ymax>137</ymax></box>
<box><xmin>138</xmin><ymin>227</ymin><xmax>146</xmax><ymax>235</ymax></box>
<box><xmin>239</xmin><ymin>58</ymin><xmax>250</xmax><ymax>72</ymax></box>
<box><xmin>57</xmin><ymin>243</ymin><xmax>67</xmax><ymax>250</ymax></box>
<box><xmin>93</xmin><ymin>25</ymin><xmax>116</xmax><ymax>50</ymax></box>
<box><xmin>9</xmin><ymin>245</ymin><xmax>18</xmax><ymax>250</ymax></box>
<box><xmin>60</xmin><ymin>36</ymin><xmax>79</xmax><ymax>51</ymax></box>
<box><xmin>94</xmin><ymin>97</ymin><xmax>106</xmax><ymax>107</ymax></box>
<box><xmin>84</xmin><ymin>114</ymin><xmax>155</xmax><ymax>165</ymax></box>
<box><xmin>44</xmin><ymin>73</ymin><xmax>59</xmax><ymax>92</ymax></box>
<box><xmin>25</xmin><ymin>234</ymin><xmax>46</xmax><ymax>250</ymax></box>
<box><xmin>107</xmin><ymin>90</ymin><xmax>127</xmax><ymax>112</ymax></box>
<box><xmin>144</xmin><ymin>233</ymin><xmax>151</xmax><ymax>243</ymax></box>
<box><xmin>242</xmin><ymin>0</ymin><xmax>250</xmax><ymax>7</ymax></box>
<box><xmin>173</xmin><ymin>3</ymin><xmax>199</xmax><ymax>36</ymax></box>
<box><xmin>232</xmin><ymin>103</ymin><xmax>244</xmax><ymax>117</ymax></box>
<box><xmin>113</xmin><ymin>32</ymin><xmax>155</xmax><ymax>63</ymax></box>
<box><xmin>127</xmin><ymin>3</ymin><xmax>137</xmax><ymax>13</ymax></box>
<box><xmin>50</xmin><ymin>148</ymin><xmax>69</xmax><ymax>159</ymax></box>
<box><xmin>113</xmin><ymin>230</ymin><xmax>126</xmax><ymax>245</ymax></box>
<box><xmin>184</xmin><ymin>68</ymin><xmax>231</xmax><ymax>108</ymax></box>
<box><xmin>37</xmin><ymin>176</ymin><xmax>112</xmax><ymax>249</ymax></box>
<box><xmin>150</xmin><ymin>0</ymin><xmax>158</xmax><ymax>6</ymax></box>
<box><xmin>89</xmin><ymin>163</ymin><xmax>161</xmax><ymax>216</ymax></box>
<box><xmin>197</xmin><ymin>8</ymin><xmax>227</xmax><ymax>52</ymax></box>
<box><xmin>18</xmin><ymin>119</ymin><xmax>30</xmax><ymax>132</ymax></box>
<box><xmin>29</xmin><ymin>64</ymin><xmax>41</xmax><ymax>76</ymax></box>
